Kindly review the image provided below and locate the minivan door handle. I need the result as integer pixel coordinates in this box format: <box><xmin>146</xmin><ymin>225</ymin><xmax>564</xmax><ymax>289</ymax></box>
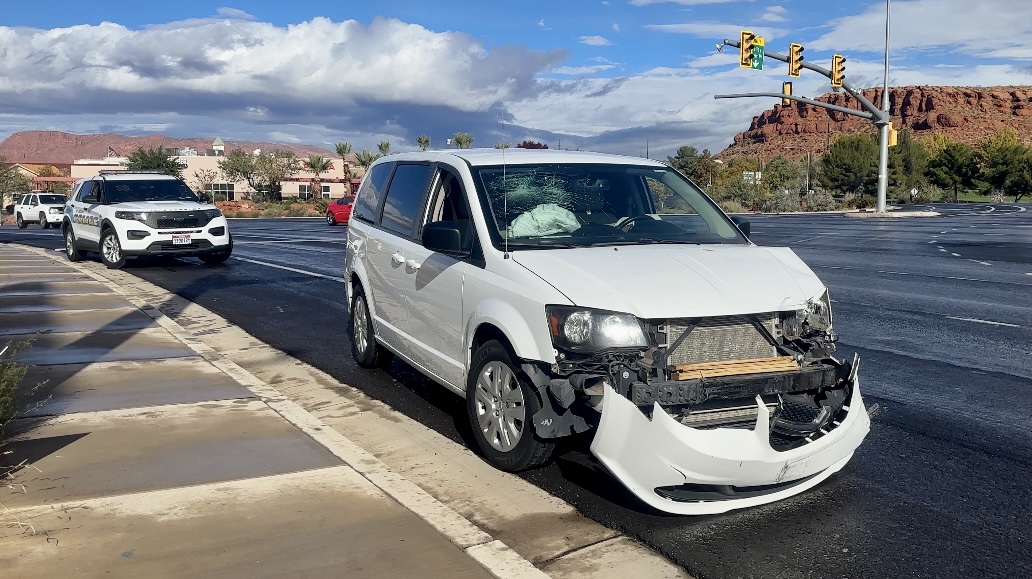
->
<box><xmin>405</xmin><ymin>259</ymin><xmax>421</xmax><ymax>271</ymax></box>
<box><xmin>391</xmin><ymin>252</ymin><xmax>405</xmax><ymax>265</ymax></box>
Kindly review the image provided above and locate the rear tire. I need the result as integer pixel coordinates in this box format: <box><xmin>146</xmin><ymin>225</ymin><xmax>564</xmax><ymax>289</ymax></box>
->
<box><xmin>64</xmin><ymin>227</ymin><xmax>86</xmax><ymax>262</ymax></box>
<box><xmin>99</xmin><ymin>229</ymin><xmax>126</xmax><ymax>269</ymax></box>
<box><xmin>350</xmin><ymin>289</ymin><xmax>393</xmax><ymax>369</ymax></box>
<box><xmin>16</xmin><ymin>213</ymin><xmax>26</xmax><ymax>229</ymax></box>
<box><xmin>39</xmin><ymin>213</ymin><xmax>49</xmax><ymax>229</ymax></box>
<box><xmin>466</xmin><ymin>340</ymin><xmax>557</xmax><ymax>472</ymax></box>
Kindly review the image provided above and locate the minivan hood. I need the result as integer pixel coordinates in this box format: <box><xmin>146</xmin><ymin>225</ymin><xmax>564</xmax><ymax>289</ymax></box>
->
<box><xmin>511</xmin><ymin>244</ymin><xmax>826</xmax><ymax>319</ymax></box>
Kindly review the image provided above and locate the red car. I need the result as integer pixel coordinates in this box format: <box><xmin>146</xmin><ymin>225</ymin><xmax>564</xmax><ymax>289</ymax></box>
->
<box><xmin>326</xmin><ymin>196</ymin><xmax>354</xmax><ymax>226</ymax></box>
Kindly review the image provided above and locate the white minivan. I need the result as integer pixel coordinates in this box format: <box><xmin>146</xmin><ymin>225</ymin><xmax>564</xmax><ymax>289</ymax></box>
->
<box><xmin>345</xmin><ymin>149</ymin><xmax>870</xmax><ymax>515</ymax></box>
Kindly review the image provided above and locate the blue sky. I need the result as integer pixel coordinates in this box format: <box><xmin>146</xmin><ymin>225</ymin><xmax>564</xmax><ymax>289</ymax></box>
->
<box><xmin>2</xmin><ymin>0</ymin><xmax>1030</xmax><ymax>159</ymax></box>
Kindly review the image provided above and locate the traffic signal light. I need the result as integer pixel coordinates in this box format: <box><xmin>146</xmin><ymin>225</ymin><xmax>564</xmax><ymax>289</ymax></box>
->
<box><xmin>740</xmin><ymin>30</ymin><xmax>756</xmax><ymax>68</ymax></box>
<box><xmin>831</xmin><ymin>54</ymin><xmax>846</xmax><ymax>87</ymax></box>
<box><xmin>788</xmin><ymin>43</ymin><xmax>804</xmax><ymax>77</ymax></box>
<box><xmin>782</xmin><ymin>81</ymin><xmax>793</xmax><ymax>106</ymax></box>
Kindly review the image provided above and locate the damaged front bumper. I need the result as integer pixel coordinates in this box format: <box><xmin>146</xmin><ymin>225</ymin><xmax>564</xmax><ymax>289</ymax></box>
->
<box><xmin>589</xmin><ymin>376</ymin><xmax>870</xmax><ymax>515</ymax></box>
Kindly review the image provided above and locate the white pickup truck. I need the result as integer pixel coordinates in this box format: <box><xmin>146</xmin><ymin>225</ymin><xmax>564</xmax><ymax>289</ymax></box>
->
<box><xmin>14</xmin><ymin>193</ymin><xmax>68</xmax><ymax>229</ymax></box>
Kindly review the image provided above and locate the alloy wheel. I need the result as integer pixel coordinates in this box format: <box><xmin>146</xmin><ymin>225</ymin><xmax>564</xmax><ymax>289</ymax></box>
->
<box><xmin>102</xmin><ymin>233</ymin><xmax>121</xmax><ymax>263</ymax></box>
<box><xmin>353</xmin><ymin>297</ymin><xmax>369</xmax><ymax>355</ymax></box>
<box><xmin>474</xmin><ymin>361</ymin><xmax>526</xmax><ymax>452</ymax></box>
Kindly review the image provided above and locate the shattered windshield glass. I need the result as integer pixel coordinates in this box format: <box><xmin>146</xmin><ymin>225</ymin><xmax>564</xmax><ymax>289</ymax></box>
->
<box><xmin>471</xmin><ymin>163</ymin><xmax>746</xmax><ymax>249</ymax></box>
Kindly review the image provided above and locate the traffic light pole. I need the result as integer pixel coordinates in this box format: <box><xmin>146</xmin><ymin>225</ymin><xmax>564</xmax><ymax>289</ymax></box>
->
<box><xmin>716</xmin><ymin>39</ymin><xmax>892</xmax><ymax>210</ymax></box>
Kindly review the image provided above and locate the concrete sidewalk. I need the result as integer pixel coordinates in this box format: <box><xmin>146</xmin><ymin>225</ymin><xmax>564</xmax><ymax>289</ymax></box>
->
<box><xmin>0</xmin><ymin>243</ymin><xmax>690</xmax><ymax>579</ymax></box>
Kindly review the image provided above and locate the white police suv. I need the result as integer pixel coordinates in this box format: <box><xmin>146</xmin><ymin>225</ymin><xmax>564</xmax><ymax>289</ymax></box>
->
<box><xmin>62</xmin><ymin>171</ymin><xmax>232</xmax><ymax>269</ymax></box>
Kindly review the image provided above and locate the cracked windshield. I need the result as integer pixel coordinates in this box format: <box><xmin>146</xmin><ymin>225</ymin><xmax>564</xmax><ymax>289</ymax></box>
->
<box><xmin>472</xmin><ymin>163</ymin><xmax>745</xmax><ymax>248</ymax></box>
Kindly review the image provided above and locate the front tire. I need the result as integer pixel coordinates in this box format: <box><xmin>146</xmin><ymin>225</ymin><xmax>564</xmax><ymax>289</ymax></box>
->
<box><xmin>16</xmin><ymin>213</ymin><xmax>26</xmax><ymax>229</ymax></box>
<box><xmin>326</xmin><ymin>212</ymin><xmax>337</xmax><ymax>226</ymax></box>
<box><xmin>99</xmin><ymin>229</ymin><xmax>126</xmax><ymax>269</ymax></box>
<box><xmin>350</xmin><ymin>289</ymin><xmax>393</xmax><ymax>369</ymax></box>
<box><xmin>466</xmin><ymin>340</ymin><xmax>557</xmax><ymax>472</ymax></box>
<box><xmin>39</xmin><ymin>213</ymin><xmax>49</xmax><ymax>229</ymax></box>
<box><xmin>64</xmin><ymin>227</ymin><xmax>86</xmax><ymax>262</ymax></box>
<box><xmin>200</xmin><ymin>236</ymin><xmax>233</xmax><ymax>265</ymax></box>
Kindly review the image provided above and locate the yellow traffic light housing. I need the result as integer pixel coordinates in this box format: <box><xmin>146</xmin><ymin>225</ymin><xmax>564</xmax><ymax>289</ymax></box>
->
<box><xmin>740</xmin><ymin>30</ymin><xmax>756</xmax><ymax>68</ymax></box>
<box><xmin>788</xmin><ymin>43</ymin><xmax>804</xmax><ymax>77</ymax></box>
<box><xmin>888</xmin><ymin>122</ymin><xmax>898</xmax><ymax>147</ymax></box>
<box><xmin>782</xmin><ymin>81</ymin><xmax>793</xmax><ymax>106</ymax></box>
<box><xmin>831</xmin><ymin>54</ymin><xmax>846</xmax><ymax>88</ymax></box>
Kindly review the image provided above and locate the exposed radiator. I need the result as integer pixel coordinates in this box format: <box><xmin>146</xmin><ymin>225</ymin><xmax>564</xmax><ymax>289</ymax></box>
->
<box><xmin>665</xmin><ymin>314</ymin><xmax>778</xmax><ymax>365</ymax></box>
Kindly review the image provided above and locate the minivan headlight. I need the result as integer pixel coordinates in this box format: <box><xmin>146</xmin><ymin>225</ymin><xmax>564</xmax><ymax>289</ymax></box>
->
<box><xmin>782</xmin><ymin>290</ymin><xmax>833</xmax><ymax>339</ymax></box>
<box><xmin>546</xmin><ymin>306</ymin><xmax>648</xmax><ymax>352</ymax></box>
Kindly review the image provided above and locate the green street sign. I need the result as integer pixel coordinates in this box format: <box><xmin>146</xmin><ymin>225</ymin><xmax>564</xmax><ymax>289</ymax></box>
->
<box><xmin>751</xmin><ymin>37</ymin><xmax>765</xmax><ymax>70</ymax></box>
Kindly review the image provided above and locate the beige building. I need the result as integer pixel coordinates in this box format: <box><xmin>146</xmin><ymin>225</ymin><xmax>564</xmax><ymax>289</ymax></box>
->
<box><xmin>71</xmin><ymin>139</ymin><xmax>364</xmax><ymax>201</ymax></box>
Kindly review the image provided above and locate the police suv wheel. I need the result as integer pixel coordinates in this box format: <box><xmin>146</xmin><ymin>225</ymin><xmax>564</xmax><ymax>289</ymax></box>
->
<box><xmin>100</xmin><ymin>230</ymin><xmax>126</xmax><ymax>269</ymax></box>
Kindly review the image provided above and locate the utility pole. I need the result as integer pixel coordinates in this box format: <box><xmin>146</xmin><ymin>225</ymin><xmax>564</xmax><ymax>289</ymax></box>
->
<box><xmin>875</xmin><ymin>0</ymin><xmax>892</xmax><ymax>213</ymax></box>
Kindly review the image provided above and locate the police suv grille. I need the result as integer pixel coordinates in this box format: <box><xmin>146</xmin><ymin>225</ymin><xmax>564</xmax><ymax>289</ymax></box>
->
<box><xmin>143</xmin><ymin>212</ymin><xmax>211</xmax><ymax>230</ymax></box>
<box><xmin>666</xmin><ymin>315</ymin><xmax>778</xmax><ymax>365</ymax></box>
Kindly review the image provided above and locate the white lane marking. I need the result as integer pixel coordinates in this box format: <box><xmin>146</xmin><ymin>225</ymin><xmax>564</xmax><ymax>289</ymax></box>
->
<box><xmin>968</xmin><ymin>259</ymin><xmax>993</xmax><ymax>266</ymax></box>
<box><xmin>945</xmin><ymin>316</ymin><xmax>1021</xmax><ymax>328</ymax></box>
<box><xmin>950</xmin><ymin>252</ymin><xmax>962</xmax><ymax>257</ymax></box>
<box><xmin>927</xmin><ymin>240</ymin><xmax>936</xmax><ymax>243</ymax></box>
<box><xmin>938</xmin><ymin>248</ymin><xmax>948</xmax><ymax>252</ymax></box>
<box><xmin>234</xmin><ymin>257</ymin><xmax>344</xmax><ymax>282</ymax></box>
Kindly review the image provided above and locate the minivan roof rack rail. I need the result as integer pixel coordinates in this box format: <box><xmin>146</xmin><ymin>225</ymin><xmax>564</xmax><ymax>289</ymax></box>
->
<box><xmin>97</xmin><ymin>170</ymin><xmax>170</xmax><ymax>175</ymax></box>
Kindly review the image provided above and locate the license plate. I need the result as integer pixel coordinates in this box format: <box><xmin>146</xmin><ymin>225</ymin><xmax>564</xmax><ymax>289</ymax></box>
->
<box><xmin>172</xmin><ymin>235</ymin><xmax>191</xmax><ymax>246</ymax></box>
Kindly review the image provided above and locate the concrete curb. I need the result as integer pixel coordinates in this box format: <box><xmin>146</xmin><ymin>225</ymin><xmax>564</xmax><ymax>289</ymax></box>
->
<box><xmin>20</xmin><ymin>245</ymin><xmax>550</xmax><ymax>579</ymax></box>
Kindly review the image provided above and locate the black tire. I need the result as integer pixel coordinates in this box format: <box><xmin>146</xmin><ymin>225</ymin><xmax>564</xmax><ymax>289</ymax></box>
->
<box><xmin>349</xmin><ymin>288</ymin><xmax>393</xmax><ymax>369</ymax></box>
<box><xmin>16</xmin><ymin>213</ymin><xmax>26</xmax><ymax>229</ymax></box>
<box><xmin>466</xmin><ymin>340</ymin><xmax>557</xmax><ymax>472</ymax></box>
<box><xmin>99</xmin><ymin>229</ymin><xmax>126</xmax><ymax>269</ymax></box>
<box><xmin>326</xmin><ymin>212</ymin><xmax>337</xmax><ymax>226</ymax></box>
<box><xmin>64</xmin><ymin>227</ymin><xmax>86</xmax><ymax>262</ymax></box>
<box><xmin>39</xmin><ymin>213</ymin><xmax>49</xmax><ymax>229</ymax></box>
<box><xmin>199</xmin><ymin>236</ymin><xmax>233</xmax><ymax>265</ymax></box>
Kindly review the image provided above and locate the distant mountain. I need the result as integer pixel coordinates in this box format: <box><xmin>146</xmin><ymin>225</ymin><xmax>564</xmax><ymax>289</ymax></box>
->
<box><xmin>718</xmin><ymin>85</ymin><xmax>1032</xmax><ymax>160</ymax></box>
<box><xmin>0</xmin><ymin>131</ymin><xmax>336</xmax><ymax>165</ymax></box>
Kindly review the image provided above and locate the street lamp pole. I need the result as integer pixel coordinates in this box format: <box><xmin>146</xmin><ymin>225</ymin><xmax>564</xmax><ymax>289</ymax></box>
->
<box><xmin>875</xmin><ymin>0</ymin><xmax>891</xmax><ymax>213</ymax></box>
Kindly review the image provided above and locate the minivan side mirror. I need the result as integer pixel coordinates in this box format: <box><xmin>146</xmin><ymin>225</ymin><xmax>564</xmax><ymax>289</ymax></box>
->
<box><xmin>730</xmin><ymin>215</ymin><xmax>751</xmax><ymax>238</ymax></box>
<box><xmin>423</xmin><ymin>221</ymin><xmax>462</xmax><ymax>254</ymax></box>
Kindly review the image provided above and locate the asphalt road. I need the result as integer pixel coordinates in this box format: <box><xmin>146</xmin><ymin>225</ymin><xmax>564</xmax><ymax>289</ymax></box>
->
<box><xmin>4</xmin><ymin>203</ymin><xmax>1031</xmax><ymax>579</ymax></box>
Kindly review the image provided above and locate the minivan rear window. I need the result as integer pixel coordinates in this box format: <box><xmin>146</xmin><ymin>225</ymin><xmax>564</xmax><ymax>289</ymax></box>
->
<box><xmin>379</xmin><ymin>164</ymin><xmax>431</xmax><ymax>237</ymax></box>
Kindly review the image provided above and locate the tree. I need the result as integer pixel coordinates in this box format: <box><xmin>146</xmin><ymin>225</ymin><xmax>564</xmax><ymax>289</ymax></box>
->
<box><xmin>378</xmin><ymin>141</ymin><xmax>391</xmax><ymax>156</ymax></box>
<box><xmin>192</xmin><ymin>168</ymin><xmax>220</xmax><ymax>200</ymax></box>
<box><xmin>1</xmin><ymin>156</ymin><xmax>33</xmax><ymax>203</ymax></box>
<box><xmin>888</xmin><ymin>129</ymin><xmax>929</xmax><ymax>200</ymax></box>
<box><xmin>417</xmin><ymin>135</ymin><xmax>431</xmax><ymax>151</ymax></box>
<box><xmin>302</xmin><ymin>155</ymin><xmax>334</xmax><ymax>200</ymax></box>
<box><xmin>218</xmin><ymin>149</ymin><xmax>260</xmax><ymax>193</ymax></box>
<box><xmin>453</xmin><ymin>132</ymin><xmax>475</xmax><ymax>149</ymax></box>
<box><xmin>926</xmin><ymin>141</ymin><xmax>976</xmax><ymax>202</ymax></box>
<box><xmin>760</xmin><ymin>155</ymin><xmax>803</xmax><ymax>193</ymax></box>
<box><xmin>515</xmin><ymin>140</ymin><xmax>548</xmax><ymax>149</ymax></box>
<box><xmin>494</xmin><ymin>142</ymin><xmax>511</xmax><ymax>149</ymax></box>
<box><xmin>667</xmin><ymin>146</ymin><xmax>701</xmax><ymax>181</ymax></box>
<box><xmin>35</xmin><ymin>165</ymin><xmax>71</xmax><ymax>193</ymax></box>
<box><xmin>335</xmin><ymin>142</ymin><xmax>353</xmax><ymax>180</ymax></box>
<box><xmin>975</xmin><ymin>128</ymin><xmax>1027</xmax><ymax>198</ymax></box>
<box><xmin>126</xmin><ymin>146</ymin><xmax>183</xmax><ymax>179</ymax></box>
<box><xmin>818</xmin><ymin>134</ymin><xmax>879</xmax><ymax>195</ymax></box>
<box><xmin>355</xmin><ymin>149</ymin><xmax>378</xmax><ymax>171</ymax></box>
<box><xmin>255</xmin><ymin>150</ymin><xmax>300</xmax><ymax>202</ymax></box>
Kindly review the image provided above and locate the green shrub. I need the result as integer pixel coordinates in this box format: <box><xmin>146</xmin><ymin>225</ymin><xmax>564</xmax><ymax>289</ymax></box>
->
<box><xmin>719</xmin><ymin>200</ymin><xmax>747</xmax><ymax>214</ymax></box>
<box><xmin>763</xmin><ymin>191</ymin><xmax>801</xmax><ymax>213</ymax></box>
<box><xmin>804</xmin><ymin>190</ymin><xmax>840</xmax><ymax>212</ymax></box>
<box><xmin>1</xmin><ymin>337</ymin><xmax>47</xmax><ymax>442</ymax></box>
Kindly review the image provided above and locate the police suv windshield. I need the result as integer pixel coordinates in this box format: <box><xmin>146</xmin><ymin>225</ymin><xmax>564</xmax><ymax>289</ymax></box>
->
<box><xmin>471</xmin><ymin>163</ymin><xmax>746</xmax><ymax>249</ymax></box>
<box><xmin>104</xmin><ymin>180</ymin><xmax>198</xmax><ymax>204</ymax></box>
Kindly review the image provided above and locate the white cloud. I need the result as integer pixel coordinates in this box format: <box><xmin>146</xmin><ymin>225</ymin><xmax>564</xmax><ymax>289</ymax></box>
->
<box><xmin>761</xmin><ymin>6</ymin><xmax>788</xmax><ymax>23</ymax></box>
<box><xmin>216</xmin><ymin>7</ymin><xmax>256</xmax><ymax>20</ymax></box>
<box><xmin>538</xmin><ymin>19</ymin><xmax>545</xmax><ymax>27</ymax></box>
<box><xmin>630</xmin><ymin>0</ymin><xmax>753</xmax><ymax>5</ymax></box>
<box><xmin>613</xmin><ymin>23</ymin><xmax>621</xmax><ymax>32</ymax></box>
<box><xmin>551</xmin><ymin>64</ymin><xmax>618</xmax><ymax>75</ymax></box>
<box><xmin>646</xmin><ymin>22</ymin><xmax>788</xmax><ymax>43</ymax></box>
<box><xmin>811</xmin><ymin>0</ymin><xmax>1032</xmax><ymax>58</ymax></box>
<box><xmin>580</xmin><ymin>35</ymin><xmax>613</xmax><ymax>46</ymax></box>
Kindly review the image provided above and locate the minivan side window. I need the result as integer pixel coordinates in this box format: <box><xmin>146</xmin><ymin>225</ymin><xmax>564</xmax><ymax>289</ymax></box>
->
<box><xmin>380</xmin><ymin>164</ymin><xmax>432</xmax><ymax>237</ymax></box>
<box><xmin>352</xmin><ymin>163</ymin><xmax>394</xmax><ymax>223</ymax></box>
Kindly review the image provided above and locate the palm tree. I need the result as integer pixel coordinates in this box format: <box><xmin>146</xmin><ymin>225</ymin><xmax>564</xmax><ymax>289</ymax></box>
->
<box><xmin>453</xmin><ymin>132</ymin><xmax>474</xmax><ymax>149</ymax></box>
<box><xmin>355</xmin><ymin>149</ymin><xmax>378</xmax><ymax>172</ymax></box>
<box><xmin>417</xmin><ymin>135</ymin><xmax>431</xmax><ymax>151</ymax></box>
<box><xmin>378</xmin><ymin>140</ymin><xmax>392</xmax><ymax>156</ymax></box>
<box><xmin>302</xmin><ymin>154</ymin><xmax>333</xmax><ymax>200</ymax></box>
<box><xmin>335</xmin><ymin>142</ymin><xmax>352</xmax><ymax>180</ymax></box>
<box><xmin>494</xmin><ymin>142</ymin><xmax>510</xmax><ymax>149</ymax></box>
